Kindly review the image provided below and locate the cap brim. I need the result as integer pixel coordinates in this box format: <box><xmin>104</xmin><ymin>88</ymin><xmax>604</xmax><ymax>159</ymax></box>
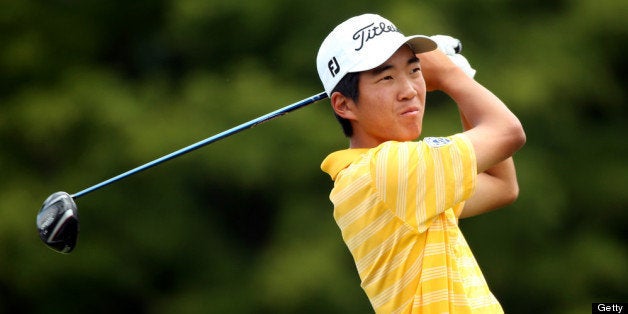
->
<box><xmin>405</xmin><ymin>35</ymin><xmax>438</xmax><ymax>54</ymax></box>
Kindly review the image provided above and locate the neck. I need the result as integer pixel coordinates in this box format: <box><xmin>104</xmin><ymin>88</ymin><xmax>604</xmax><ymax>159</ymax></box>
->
<box><xmin>348</xmin><ymin>136</ymin><xmax>383</xmax><ymax>149</ymax></box>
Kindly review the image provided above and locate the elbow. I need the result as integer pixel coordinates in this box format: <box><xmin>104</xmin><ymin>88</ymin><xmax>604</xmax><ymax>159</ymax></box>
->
<box><xmin>502</xmin><ymin>122</ymin><xmax>523</xmax><ymax>207</ymax></box>
<box><xmin>503</xmin><ymin>181</ymin><xmax>520</xmax><ymax>207</ymax></box>
<box><xmin>507</xmin><ymin>118</ymin><xmax>526</xmax><ymax>153</ymax></box>
<box><xmin>491</xmin><ymin>180</ymin><xmax>520</xmax><ymax>211</ymax></box>
<box><xmin>515</xmin><ymin>122</ymin><xmax>526</xmax><ymax>150</ymax></box>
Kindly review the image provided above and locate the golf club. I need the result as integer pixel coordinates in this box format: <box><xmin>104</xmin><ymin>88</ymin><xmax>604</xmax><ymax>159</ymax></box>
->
<box><xmin>36</xmin><ymin>91</ymin><xmax>329</xmax><ymax>253</ymax></box>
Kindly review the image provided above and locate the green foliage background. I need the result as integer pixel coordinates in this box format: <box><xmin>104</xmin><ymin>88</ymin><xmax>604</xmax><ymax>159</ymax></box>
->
<box><xmin>1</xmin><ymin>0</ymin><xmax>626</xmax><ymax>313</ymax></box>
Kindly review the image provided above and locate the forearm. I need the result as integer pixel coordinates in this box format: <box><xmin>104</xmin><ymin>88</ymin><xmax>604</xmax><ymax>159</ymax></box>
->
<box><xmin>436</xmin><ymin>64</ymin><xmax>516</xmax><ymax>128</ymax></box>
<box><xmin>459</xmin><ymin>108</ymin><xmax>520</xmax><ymax>218</ymax></box>
<box><xmin>460</xmin><ymin>105</ymin><xmax>519</xmax><ymax>185</ymax></box>
<box><xmin>460</xmin><ymin>105</ymin><xmax>519</xmax><ymax>187</ymax></box>
<box><xmin>460</xmin><ymin>157</ymin><xmax>519</xmax><ymax>218</ymax></box>
<box><xmin>447</xmin><ymin>73</ymin><xmax>523</xmax><ymax>145</ymax></box>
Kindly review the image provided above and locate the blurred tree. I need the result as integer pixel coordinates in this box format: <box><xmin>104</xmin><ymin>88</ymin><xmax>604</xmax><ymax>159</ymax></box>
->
<box><xmin>0</xmin><ymin>0</ymin><xmax>626</xmax><ymax>313</ymax></box>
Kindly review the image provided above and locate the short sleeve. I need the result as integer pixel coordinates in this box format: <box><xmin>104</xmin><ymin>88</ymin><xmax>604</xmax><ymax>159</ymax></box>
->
<box><xmin>371</xmin><ymin>134</ymin><xmax>476</xmax><ymax>232</ymax></box>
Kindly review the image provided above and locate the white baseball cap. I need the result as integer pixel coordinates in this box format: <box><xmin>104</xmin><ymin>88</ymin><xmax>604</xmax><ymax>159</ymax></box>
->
<box><xmin>316</xmin><ymin>13</ymin><xmax>437</xmax><ymax>95</ymax></box>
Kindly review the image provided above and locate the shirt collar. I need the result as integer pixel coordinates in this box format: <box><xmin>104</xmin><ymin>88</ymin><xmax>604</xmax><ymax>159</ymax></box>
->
<box><xmin>320</xmin><ymin>148</ymin><xmax>370</xmax><ymax>181</ymax></box>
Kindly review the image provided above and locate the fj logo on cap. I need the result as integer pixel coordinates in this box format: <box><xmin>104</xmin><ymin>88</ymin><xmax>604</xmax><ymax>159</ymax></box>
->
<box><xmin>328</xmin><ymin>57</ymin><xmax>340</xmax><ymax>77</ymax></box>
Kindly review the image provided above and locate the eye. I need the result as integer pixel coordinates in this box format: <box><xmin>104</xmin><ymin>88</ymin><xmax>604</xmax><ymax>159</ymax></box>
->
<box><xmin>375</xmin><ymin>74</ymin><xmax>393</xmax><ymax>83</ymax></box>
<box><xmin>411</xmin><ymin>66</ymin><xmax>421</xmax><ymax>74</ymax></box>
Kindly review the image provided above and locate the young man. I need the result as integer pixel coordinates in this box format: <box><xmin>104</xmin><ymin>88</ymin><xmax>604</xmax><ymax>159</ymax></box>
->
<box><xmin>317</xmin><ymin>14</ymin><xmax>525</xmax><ymax>313</ymax></box>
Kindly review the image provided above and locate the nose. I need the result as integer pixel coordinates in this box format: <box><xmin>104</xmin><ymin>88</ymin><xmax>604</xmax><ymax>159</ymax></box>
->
<box><xmin>397</xmin><ymin>76</ymin><xmax>419</xmax><ymax>101</ymax></box>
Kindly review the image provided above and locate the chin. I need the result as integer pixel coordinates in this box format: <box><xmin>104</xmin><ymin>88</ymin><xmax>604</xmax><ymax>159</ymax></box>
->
<box><xmin>384</xmin><ymin>126</ymin><xmax>422</xmax><ymax>143</ymax></box>
<box><xmin>405</xmin><ymin>128</ymin><xmax>422</xmax><ymax>141</ymax></box>
<box><xmin>399</xmin><ymin>133</ymin><xmax>421</xmax><ymax>142</ymax></box>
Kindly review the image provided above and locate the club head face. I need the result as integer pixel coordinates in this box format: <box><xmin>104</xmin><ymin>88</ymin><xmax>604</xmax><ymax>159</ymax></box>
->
<box><xmin>36</xmin><ymin>191</ymin><xmax>79</xmax><ymax>253</ymax></box>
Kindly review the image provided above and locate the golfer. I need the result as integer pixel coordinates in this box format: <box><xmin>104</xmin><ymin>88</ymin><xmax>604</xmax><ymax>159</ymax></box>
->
<box><xmin>317</xmin><ymin>14</ymin><xmax>525</xmax><ymax>313</ymax></box>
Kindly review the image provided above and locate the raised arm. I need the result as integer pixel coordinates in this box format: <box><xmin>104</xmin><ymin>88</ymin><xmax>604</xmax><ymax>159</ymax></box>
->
<box><xmin>418</xmin><ymin>49</ymin><xmax>526</xmax><ymax>174</ymax></box>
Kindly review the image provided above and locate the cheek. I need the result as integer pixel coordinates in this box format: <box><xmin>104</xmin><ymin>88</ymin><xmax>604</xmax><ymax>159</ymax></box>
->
<box><xmin>416</xmin><ymin>77</ymin><xmax>427</xmax><ymax>96</ymax></box>
<box><xmin>360</xmin><ymin>92</ymin><xmax>389</xmax><ymax>117</ymax></box>
<box><xmin>415</xmin><ymin>81</ymin><xmax>427</xmax><ymax>106</ymax></box>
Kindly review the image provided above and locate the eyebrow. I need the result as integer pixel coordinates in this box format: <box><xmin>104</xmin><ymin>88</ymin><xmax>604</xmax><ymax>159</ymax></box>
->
<box><xmin>370</xmin><ymin>56</ymin><xmax>421</xmax><ymax>75</ymax></box>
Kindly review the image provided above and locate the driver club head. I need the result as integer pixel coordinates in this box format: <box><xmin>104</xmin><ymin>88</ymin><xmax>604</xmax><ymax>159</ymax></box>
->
<box><xmin>36</xmin><ymin>191</ymin><xmax>79</xmax><ymax>253</ymax></box>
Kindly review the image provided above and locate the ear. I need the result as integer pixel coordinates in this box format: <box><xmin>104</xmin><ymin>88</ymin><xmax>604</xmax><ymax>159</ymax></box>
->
<box><xmin>330</xmin><ymin>92</ymin><xmax>357</xmax><ymax>120</ymax></box>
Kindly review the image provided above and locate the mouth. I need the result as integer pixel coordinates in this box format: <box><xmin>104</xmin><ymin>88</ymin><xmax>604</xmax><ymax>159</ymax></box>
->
<box><xmin>401</xmin><ymin>106</ymin><xmax>420</xmax><ymax>116</ymax></box>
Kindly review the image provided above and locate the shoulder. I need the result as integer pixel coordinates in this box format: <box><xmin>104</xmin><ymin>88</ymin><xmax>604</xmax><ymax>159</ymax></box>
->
<box><xmin>420</xmin><ymin>134</ymin><xmax>475</xmax><ymax>160</ymax></box>
<box><xmin>423</xmin><ymin>134</ymin><xmax>472</xmax><ymax>150</ymax></box>
<box><xmin>372</xmin><ymin>135</ymin><xmax>475</xmax><ymax>168</ymax></box>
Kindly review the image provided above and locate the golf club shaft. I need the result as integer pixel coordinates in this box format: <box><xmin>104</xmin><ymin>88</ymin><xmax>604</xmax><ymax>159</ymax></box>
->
<box><xmin>71</xmin><ymin>92</ymin><xmax>329</xmax><ymax>199</ymax></box>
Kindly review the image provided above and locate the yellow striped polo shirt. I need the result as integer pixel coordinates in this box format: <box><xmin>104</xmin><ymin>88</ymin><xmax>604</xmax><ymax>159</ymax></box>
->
<box><xmin>321</xmin><ymin>134</ymin><xmax>503</xmax><ymax>313</ymax></box>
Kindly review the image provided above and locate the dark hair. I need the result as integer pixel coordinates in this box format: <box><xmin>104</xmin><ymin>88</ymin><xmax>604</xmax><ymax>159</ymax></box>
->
<box><xmin>330</xmin><ymin>72</ymin><xmax>360</xmax><ymax>137</ymax></box>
